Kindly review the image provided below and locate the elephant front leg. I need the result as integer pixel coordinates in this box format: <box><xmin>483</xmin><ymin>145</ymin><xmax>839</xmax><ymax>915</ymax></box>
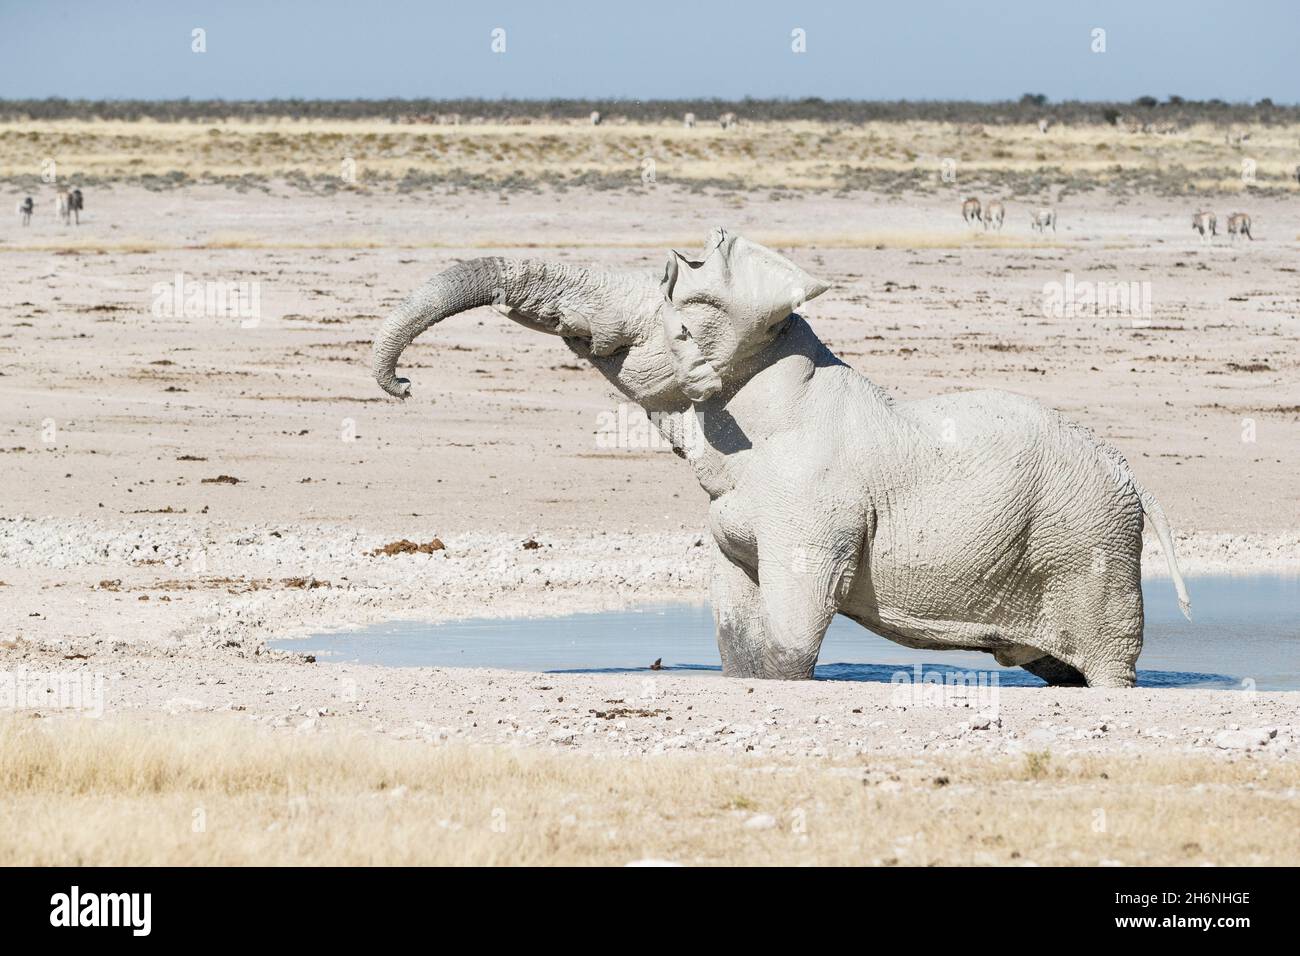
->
<box><xmin>709</xmin><ymin>539</ymin><xmax>768</xmax><ymax>678</ymax></box>
<box><xmin>751</xmin><ymin>536</ymin><xmax>852</xmax><ymax>680</ymax></box>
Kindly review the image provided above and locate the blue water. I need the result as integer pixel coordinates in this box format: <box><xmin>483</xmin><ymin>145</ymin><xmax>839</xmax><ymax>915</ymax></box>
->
<box><xmin>272</xmin><ymin>575</ymin><xmax>1299</xmax><ymax>690</ymax></box>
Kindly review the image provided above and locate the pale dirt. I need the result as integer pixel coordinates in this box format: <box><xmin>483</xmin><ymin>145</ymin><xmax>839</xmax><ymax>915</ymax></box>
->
<box><xmin>0</xmin><ymin>183</ymin><xmax>1297</xmax><ymax>864</ymax></box>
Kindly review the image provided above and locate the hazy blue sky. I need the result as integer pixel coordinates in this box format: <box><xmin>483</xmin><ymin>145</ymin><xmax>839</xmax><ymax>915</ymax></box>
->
<box><xmin>0</xmin><ymin>0</ymin><xmax>1293</xmax><ymax>102</ymax></box>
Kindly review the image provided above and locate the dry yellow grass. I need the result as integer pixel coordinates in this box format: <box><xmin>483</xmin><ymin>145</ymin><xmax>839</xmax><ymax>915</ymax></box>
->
<box><xmin>3</xmin><ymin>118</ymin><xmax>1297</xmax><ymax>192</ymax></box>
<box><xmin>2</xmin><ymin>715</ymin><xmax>1295</xmax><ymax>866</ymax></box>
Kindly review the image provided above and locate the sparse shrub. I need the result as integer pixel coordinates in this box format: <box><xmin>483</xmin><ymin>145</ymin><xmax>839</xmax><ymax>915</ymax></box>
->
<box><xmin>1025</xmin><ymin>751</ymin><xmax>1052</xmax><ymax>780</ymax></box>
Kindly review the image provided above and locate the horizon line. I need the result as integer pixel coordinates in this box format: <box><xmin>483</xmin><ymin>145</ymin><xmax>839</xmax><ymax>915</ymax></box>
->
<box><xmin>2</xmin><ymin>95</ymin><xmax>1293</xmax><ymax>107</ymax></box>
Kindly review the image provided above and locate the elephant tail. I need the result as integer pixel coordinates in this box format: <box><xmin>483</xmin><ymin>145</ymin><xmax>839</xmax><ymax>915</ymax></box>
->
<box><xmin>1135</xmin><ymin>482</ymin><xmax>1192</xmax><ymax>621</ymax></box>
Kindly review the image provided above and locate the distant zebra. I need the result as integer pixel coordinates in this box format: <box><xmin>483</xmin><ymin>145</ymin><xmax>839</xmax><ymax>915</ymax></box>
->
<box><xmin>961</xmin><ymin>197</ymin><xmax>982</xmax><ymax>224</ymax></box>
<box><xmin>683</xmin><ymin>112</ymin><xmax>696</xmax><ymax>129</ymax></box>
<box><xmin>1191</xmin><ymin>210</ymin><xmax>1216</xmax><ymax>242</ymax></box>
<box><xmin>719</xmin><ymin>112</ymin><xmax>737</xmax><ymax>130</ymax></box>
<box><xmin>1030</xmin><ymin>207</ymin><xmax>1056</xmax><ymax>233</ymax></box>
<box><xmin>1226</xmin><ymin>212</ymin><xmax>1253</xmax><ymax>241</ymax></box>
<box><xmin>1037</xmin><ymin>117</ymin><xmax>1051</xmax><ymax>134</ymax></box>
<box><xmin>983</xmin><ymin>200</ymin><xmax>1005</xmax><ymax>231</ymax></box>
<box><xmin>590</xmin><ymin>111</ymin><xmax>602</xmax><ymax>126</ymax></box>
<box><xmin>16</xmin><ymin>195</ymin><xmax>34</xmax><ymax>225</ymax></box>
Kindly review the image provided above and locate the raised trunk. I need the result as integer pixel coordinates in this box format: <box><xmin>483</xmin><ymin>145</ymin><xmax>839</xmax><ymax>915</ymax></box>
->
<box><xmin>372</xmin><ymin>257</ymin><xmax>647</xmax><ymax>398</ymax></box>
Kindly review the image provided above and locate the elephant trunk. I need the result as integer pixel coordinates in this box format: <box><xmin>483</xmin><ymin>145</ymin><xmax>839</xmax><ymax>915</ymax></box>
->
<box><xmin>372</xmin><ymin>257</ymin><xmax>615</xmax><ymax>398</ymax></box>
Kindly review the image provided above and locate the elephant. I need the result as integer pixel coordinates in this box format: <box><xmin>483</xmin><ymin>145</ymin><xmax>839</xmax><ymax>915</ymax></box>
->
<box><xmin>372</xmin><ymin>229</ymin><xmax>1190</xmax><ymax>686</ymax></box>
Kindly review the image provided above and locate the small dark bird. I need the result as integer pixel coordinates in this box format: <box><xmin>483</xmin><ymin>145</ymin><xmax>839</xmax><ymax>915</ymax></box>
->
<box><xmin>650</xmin><ymin>658</ymin><xmax>662</xmax><ymax>671</ymax></box>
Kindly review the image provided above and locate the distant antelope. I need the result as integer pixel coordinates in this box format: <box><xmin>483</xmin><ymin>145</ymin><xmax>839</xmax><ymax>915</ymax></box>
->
<box><xmin>983</xmin><ymin>200</ymin><xmax>1005</xmax><ymax>231</ymax></box>
<box><xmin>1226</xmin><ymin>212</ymin><xmax>1253</xmax><ymax>241</ymax></box>
<box><xmin>1030</xmin><ymin>208</ymin><xmax>1056</xmax><ymax>233</ymax></box>
<box><xmin>683</xmin><ymin>112</ymin><xmax>696</xmax><ymax>129</ymax></box>
<box><xmin>1037</xmin><ymin>117</ymin><xmax>1051</xmax><ymax>134</ymax></box>
<box><xmin>590</xmin><ymin>111</ymin><xmax>602</xmax><ymax>126</ymax></box>
<box><xmin>719</xmin><ymin>112</ymin><xmax>737</xmax><ymax>130</ymax></box>
<box><xmin>54</xmin><ymin>187</ymin><xmax>84</xmax><ymax>225</ymax></box>
<box><xmin>1191</xmin><ymin>210</ymin><xmax>1216</xmax><ymax>242</ymax></box>
<box><xmin>16</xmin><ymin>195</ymin><xmax>33</xmax><ymax>225</ymax></box>
<box><xmin>961</xmin><ymin>197</ymin><xmax>982</xmax><ymax>224</ymax></box>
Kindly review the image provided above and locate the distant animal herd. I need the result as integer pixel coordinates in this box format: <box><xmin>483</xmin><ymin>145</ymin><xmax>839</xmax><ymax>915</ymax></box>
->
<box><xmin>961</xmin><ymin>196</ymin><xmax>1056</xmax><ymax>233</ymax></box>
<box><xmin>1191</xmin><ymin>209</ymin><xmax>1253</xmax><ymax>242</ymax></box>
<box><xmin>962</xmin><ymin>196</ymin><xmax>1259</xmax><ymax>241</ymax></box>
<box><xmin>590</xmin><ymin>110</ymin><xmax>734</xmax><ymax>130</ymax></box>
<box><xmin>595</xmin><ymin>110</ymin><xmax>736</xmax><ymax>130</ymax></box>
<box><xmin>404</xmin><ymin>110</ymin><xmax>739</xmax><ymax>130</ymax></box>
<box><xmin>15</xmin><ymin>186</ymin><xmax>83</xmax><ymax>226</ymax></box>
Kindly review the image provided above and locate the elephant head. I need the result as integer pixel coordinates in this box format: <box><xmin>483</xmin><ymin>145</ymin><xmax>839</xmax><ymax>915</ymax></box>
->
<box><xmin>659</xmin><ymin>228</ymin><xmax>829</xmax><ymax>401</ymax></box>
<box><xmin>371</xmin><ymin>233</ymin><xmax>827</xmax><ymax>411</ymax></box>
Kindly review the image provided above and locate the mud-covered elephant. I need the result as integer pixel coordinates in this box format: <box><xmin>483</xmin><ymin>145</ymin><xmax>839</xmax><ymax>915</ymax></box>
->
<box><xmin>372</xmin><ymin>229</ymin><xmax>1189</xmax><ymax>686</ymax></box>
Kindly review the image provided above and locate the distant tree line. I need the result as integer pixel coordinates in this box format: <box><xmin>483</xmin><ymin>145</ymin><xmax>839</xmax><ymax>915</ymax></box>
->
<box><xmin>1</xmin><ymin>96</ymin><xmax>1294</xmax><ymax>125</ymax></box>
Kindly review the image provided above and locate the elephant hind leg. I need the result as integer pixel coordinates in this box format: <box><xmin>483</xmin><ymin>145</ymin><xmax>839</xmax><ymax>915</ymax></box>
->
<box><xmin>1022</xmin><ymin>654</ymin><xmax>1136</xmax><ymax>687</ymax></box>
<box><xmin>1021</xmin><ymin>655</ymin><xmax>1087</xmax><ymax>686</ymax></box>
<box><xmin>1021</xmin><ymin>644</ymin><xmax>1138</xmax><ymax>688</ymax></box>
<box><xmin>1080</xmin><ymin>657</ymin><xmax>1137</xmax><ymax>688</ymax></box>
<box><xmin>1030</xmin><ymin>560</ymin><xmax>1143</xmax><ymax>688</ymax></box>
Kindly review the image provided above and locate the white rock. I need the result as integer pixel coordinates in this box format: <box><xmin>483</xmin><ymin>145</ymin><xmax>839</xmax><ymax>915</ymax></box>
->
<box><xmin>163</xmin><ymin>697</ymin><xmax>207</xmax><ymax>714</ymax></box>
<box><xmin>1214</xmin><ymin>728</ymin><xmax>1274</xmax><ymax>750</ymax></box>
